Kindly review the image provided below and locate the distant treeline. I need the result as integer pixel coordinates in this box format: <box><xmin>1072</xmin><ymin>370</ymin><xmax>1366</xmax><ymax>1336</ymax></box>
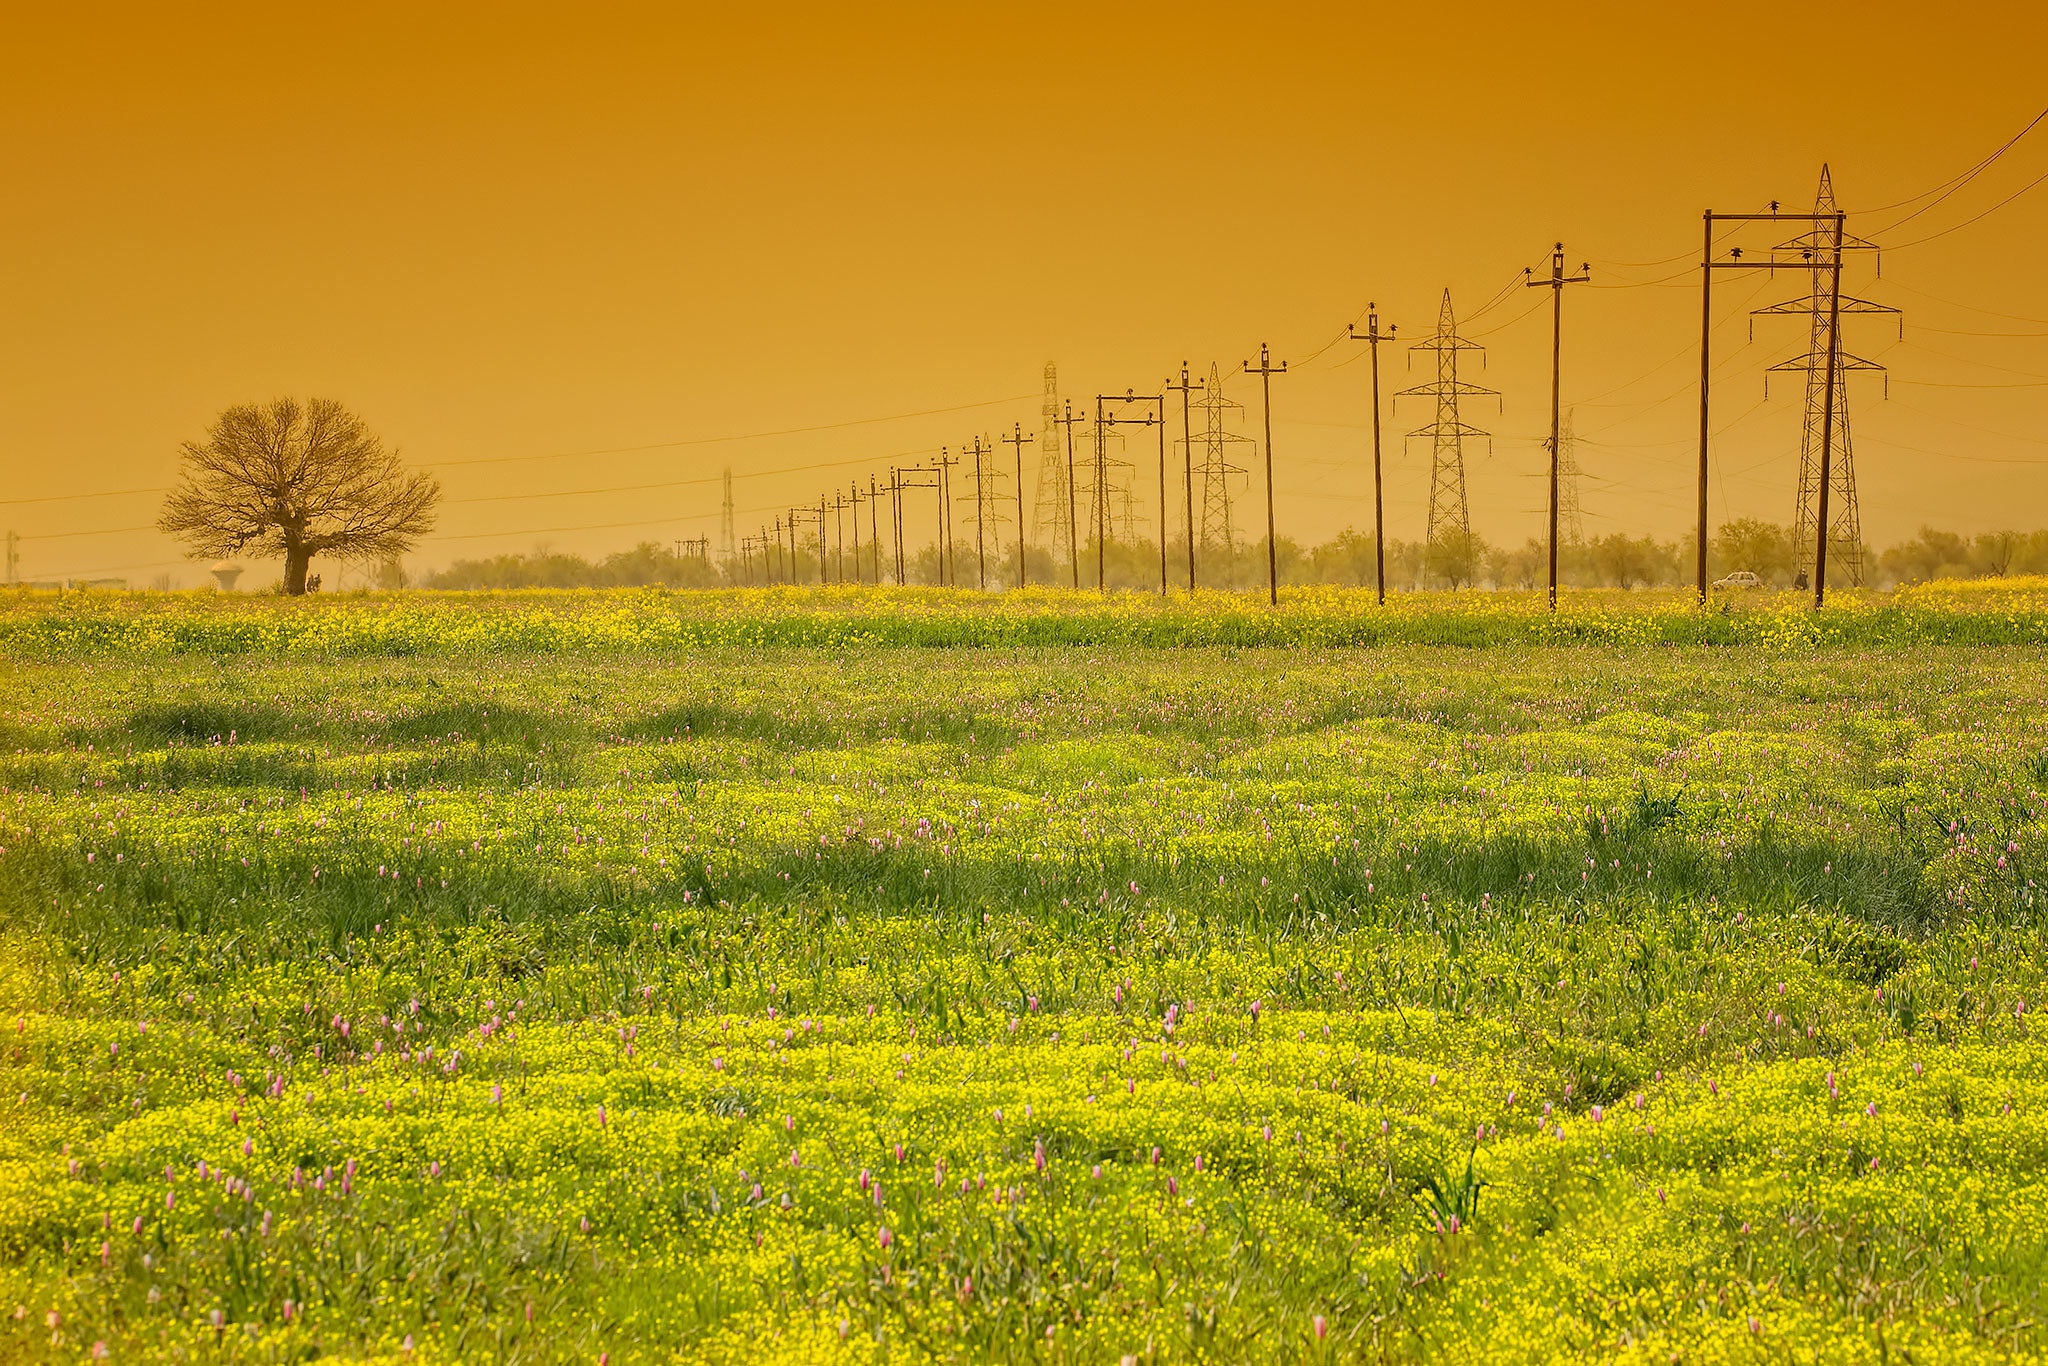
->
<box><xmin>421</xmin><ymin>523</ymin><xmax>2048</xmax><ymax>592</ymax></box>
<box><xmin>423</xmin><ymin>543</ymin><xmax>724</xmax><ymax>590</ymax></box>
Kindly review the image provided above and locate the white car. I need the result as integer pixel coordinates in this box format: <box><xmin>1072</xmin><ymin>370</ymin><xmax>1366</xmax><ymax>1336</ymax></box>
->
<box><xmin>1712</xmin><ymin>570</ymin><xmax>1764</xmax><ymax>590</ymax></box>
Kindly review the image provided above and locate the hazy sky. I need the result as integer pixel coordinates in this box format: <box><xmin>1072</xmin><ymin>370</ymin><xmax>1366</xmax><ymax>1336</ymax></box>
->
<box><xmin>5</xmin><ymin>1</ymin><xmax>2048</xmax><ymax>584</ymax></box>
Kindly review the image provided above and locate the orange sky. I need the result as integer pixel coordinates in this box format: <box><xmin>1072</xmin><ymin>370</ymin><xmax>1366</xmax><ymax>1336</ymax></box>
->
<box><xmin>5</xmin><ymin>1</ymin><xmax>2048</xmax><ymax>584</ymax></box>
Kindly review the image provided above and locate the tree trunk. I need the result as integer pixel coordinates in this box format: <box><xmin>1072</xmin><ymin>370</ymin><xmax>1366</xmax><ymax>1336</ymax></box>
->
<box><xmin>284</xmin><ymin>545</ymin><xmax>311</xmax><ymax>595</ymax></box>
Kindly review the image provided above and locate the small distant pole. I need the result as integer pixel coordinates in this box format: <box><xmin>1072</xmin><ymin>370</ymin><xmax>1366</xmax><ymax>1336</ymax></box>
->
<box><xmin>934</xmin><ymin>453</ymin><xmax>949</xmax><ymax>586</ymax></box>
<box><xmin>1243</xmin><ymin>343</ymin><xmax>1288</xmax><ymax>607</ymax></box>
<box><xmin>833</xmin><ymin>492</ymin><xmax>848</xmax><ymax>583</ymax></box>
<box><xmin>1166</xmin><ymin>363</ymin><xmax>1204</xmax><ymax>592</ymax></box>
<box><xmin>893</xmin><ymin>462</ymin><xmax>941</xmax><ymax>585</ymax></box>
<box><xmin>934</xmin><ymin>448</ymin><xmax>960</xmax><ymax>586</ymax></box>
<box><xmin>848</xmin><ymin>483</ymin><xmax>863</xmax><ymax>585</ymax></box>
<box><xmin>1526</xmin><ymin>244</ymin><xmax>1591</xmax><ymax>610</ymax></box>
<box><xmin>1348</xmin><ymin>306</ymin><xmax>1398</xmax><ymax>606</ymax></box>
<box><xmin>1094</xmin><ymin>399</ymin><xmax>1107</xmax><ymax>592</ymax></box>
<box><xmin>868</xmin><ymin>474</ymin><xmax>882</xmax><ymax>584</ymax></box>
<box><xmin>806</xmin><ymin>501</ymin><xmax>823</xmax><ymax>589</ymax></box>
<box><xmin>1002</xmin><ymin>422</ymin><xmax>1032</xmax><ymax>589</ymax></box>
<box><xmin>1056</xmin><ymin>400</ymin><xmax>1085</xmax><ymax>589</ymax></box>
<box><xmin>1155</xmin><ymin>400</ymin><xmax>1168</xmax><ymax>596</ymax></box>
<box><xmin>890</xmin><ymin>469</ymin><xmax>906</xmax><ymax>584</ymax></box>
<box><xmin>971</xmin><ymin>434</ymin><xmax>989</xmax><ymax>590</ymax></box>
<box><xmin>1096</xmin><ymin>392</ymin><xmax>1164</xmax><ymax>594</ymax></box>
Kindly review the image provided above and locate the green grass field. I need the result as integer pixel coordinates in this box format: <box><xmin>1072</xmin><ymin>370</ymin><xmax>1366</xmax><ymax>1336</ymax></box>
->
<box><xmin>3</xmin><ymin>589</ymin><xmax>2046</xmax><ymax>1363</ymax></box>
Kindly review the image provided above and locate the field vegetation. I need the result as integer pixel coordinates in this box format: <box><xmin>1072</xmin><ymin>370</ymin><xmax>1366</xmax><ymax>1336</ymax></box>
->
<box><xmin>411</xmin><ymin>523</ymin><xmax>2048</xmax><ymax>592</ymax></box>
<box><xmin>2</xmin><ymin>587</ymin><xmax>2045</xmax><ymax>1362</ymax></box>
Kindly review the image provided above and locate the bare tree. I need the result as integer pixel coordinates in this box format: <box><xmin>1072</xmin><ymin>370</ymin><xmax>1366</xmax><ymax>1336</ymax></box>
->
<box><xmin>158</xmin><ymin>398</ymin><xmax>439</xmax><ymax>595</ymax></box>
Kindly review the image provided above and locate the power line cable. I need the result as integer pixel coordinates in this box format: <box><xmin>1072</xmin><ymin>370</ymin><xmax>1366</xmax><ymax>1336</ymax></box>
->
<box><xmin>443</xmin><ymin>448</ymin><xmax>933</xmax><ymax>508</ymax></box>
<box><xmin>428</xmin><ymin>501</ymin><xmax>796</xmax><ymax>545</ymax></box>
<box><xmin>1863</xmin><ymin>106</ymin><xmax>2048</xmax><ymax>225</ymax></box>
<box><xmin>1913</xmin><ymin>322</ymin><xmax>2048</xmax><ymax>338</ymax></box>
<box><xmin>1588</xmin><ymin>220</ymin><xmax>1749</xmax><ymax>270</ymax></box>
<box><xmin>1879</xmin><ymin>162</ymin><xmax>2048</xmax><ymax>251</ymax></box>
<box><xmin>418</xmin><ymin>394</ymin><xmax>1037</xmax><ymax>469</ymax></box>
<box><xmin>21</xmin><ymin>524</ymin><xmax>158</xmax><ymax>542</ymax></box>
<box><xmin>1464</xmin><ymin>266</ymin><xmax>1536</xmax><ymax>322</ymax></box>
<box><xmin>1896</xmin><ymin>338</ymin><xmax>2048</xmax><ymax>384</ymax></box>
<box><xmin>1468</xmin><ymin>295</ymin><xmax>1547</xmax><ymax>338</ymax></box>
<box><xmin>1895</xmin><ymin>376</ymin><xmax>2048</xmax><ymax>390</ymax></box>
<box><xmin>0</xmin><ymin>395</ymin><xmax>1024</xmax><ymax>518</ymax></box>
<box><xmin>1891</xmin><ymin>395</ymin><xmax>2048</xmax><ymax>447</ymax></box>
<box><xmin>1885</xmin><ymin>280</ymin><xmax>2048</xmax><ymax>325</ymax></box>
<box><xmin>1859</xmin><ymin>435</ymin><xmax>2048</xmax><ymax>466</ymax></box>
<box><xmin>0</xmin><ymin>486</ymin><xmax>167</xmax><ymax>508</ymax></box>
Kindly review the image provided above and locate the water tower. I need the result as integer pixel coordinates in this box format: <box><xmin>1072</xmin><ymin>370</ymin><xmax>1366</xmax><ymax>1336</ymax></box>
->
<box><xmin>209</xmin><ymin>561</ymin><xmax>244</xmax><ymax>591</ymax></box>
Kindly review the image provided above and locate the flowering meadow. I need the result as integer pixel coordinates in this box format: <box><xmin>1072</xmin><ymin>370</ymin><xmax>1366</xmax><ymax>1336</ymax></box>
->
<box><xmin>2</xmin><ymin>589</ymin><xmax>2046</xmax><ymax>1362</ymax></box>
<box><xmin>1</xmin><ymin>578</ymin><xmax>2046</xmax><ymax>654</ymax></box>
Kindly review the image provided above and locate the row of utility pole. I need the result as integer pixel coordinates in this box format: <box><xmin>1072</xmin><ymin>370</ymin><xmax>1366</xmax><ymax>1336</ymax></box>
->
<box><xmin>729</xmin><ymin>329</ymin><xmax>1463</xmax><ymax>613</ymax></box>
<box><xmin>729</xmin><ymin>193</ymin><xmax>1867</xmax><ymax>610</ymax></box>
<box><xmin>735</xmin><ymin>355</ymin><xmax>1293</xmax><ymax>605</ymax></box>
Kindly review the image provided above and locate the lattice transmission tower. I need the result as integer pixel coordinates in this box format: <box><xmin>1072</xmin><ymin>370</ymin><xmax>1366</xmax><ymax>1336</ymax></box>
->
<box><xmin>1187</xmin><ymin>361</ymin><xmax>1252</xmax><ymax>559</ymax></box>
<box><xmin>1398</xmin><ymin>289</ymin><xmax>1497</xmax><ymax>581</ymax></box>
<box><xmin>1753</xmin><ymin>165</ymin><xmax>1897</xmax><ymax>587</ymax></box>
<box><xmin>1556</xmin><ymin>409</ymin><xmax>1584</xmax><ymax>545</ymax></box>
<box><xmin>719</xmin><ymin>467</ymin><xmax>736</xmax><ymax>565</ymax></box>
<box><xmin>1032</xmin><ymin>364</ymin><xmax>1074</xmax><ymax>566</ymax></box>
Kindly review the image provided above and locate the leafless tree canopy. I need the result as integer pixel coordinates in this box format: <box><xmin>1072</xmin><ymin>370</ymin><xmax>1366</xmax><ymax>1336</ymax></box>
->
<box><xmin>158</xmin><ymin>398</ymin><xmax>439</xmax><ymax>594</ymax></box>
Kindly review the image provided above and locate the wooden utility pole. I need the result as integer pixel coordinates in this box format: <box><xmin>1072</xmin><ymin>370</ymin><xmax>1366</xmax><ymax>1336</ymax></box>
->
<box><xmin>868</xmin><ymin>474</ymin><xmax>882</xmax><ymax>585</ymax></box>
<box><xmin>889</xmin><ymin>469</ymin><xmax>905</xmax><ymax>584</ymax></box>
<box><xmin>1098</xmin><ymin>393</ymin><xmax>1163</xmax><ymax>595</ymax></box>
<box><xmin>1154</xmin><ymin>398</ymin><xmax>1168</xmax><ymax>596</ymax></box>
<box><xmin>1167</xmin><ymin>363</ymin><xmax>1203</xmax><ymax>592</ymax></box>
<box><xmin>1348</xmin><ymin>306</ymin><xmax>1398</xmax><ymax>606</ymax></box>
<box><xmin>895</xmin><ymin>463</ymin><xmax>941</xmax><ymax>585</ymax></box>
<box><xmin>1055</xmin><ymin>400</ymin><xmax>1085</xmax><ymax>589</ymax></box>
<box><xmin>968</xmin><ymin>434</ymin><xmax>992</xmax><ymax>590</ymax></box>
<box><xmin>1812</xmin><ymin>211</ymin><xmax>1846</xmax><ymax>609</ymax></box>
<box><xmin>1697</xmin><ymin>213</ymin><xmax>1714</xmax><ymax>605</ymax></box>
<box><xmin>848</xmin><ymin>483</ymin><xmax>863</xmax><ymax>585</ymax></box>
<box><xmin>934</xmin><ymin>449</ymin><xmax>959</xmax><ymax>586</ymax></box>
<box><xmin>813</xmin><ymin>500</ymin><xmax>828</xmax><ymax>585</ymax></box>
<box><xmin>1695</xmin><ymin>205</ymin><xmax>1848</xmax><ymax>606</ymax></box>
<box><xmin>1002</xmin><ymin>422</ymin><xmax>1032</xmax><ymax>589</ymax></box>
<box><xmin>832</xmin><ymin>492</ymin><xmax>848</xmax><ymax>584</ymax></box>
<box><xmin>1093</xmin><ymin>400</ymin><xmax>1108</xmax><ymax>592</ymax></box>
<box><xmin>1526</xmin><ymin>245</ymin><xmax>1590</xmax><ymax>611</ymax></box>
<box><xmin>1243</xmin><ymin>343</ymin><xmax>1287</xmax><ymax>607</ymax></box>
<box><xmin>934</xmin><ymin>452</ymin><xmax>948</xmax><ymax>586</ymax></box>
